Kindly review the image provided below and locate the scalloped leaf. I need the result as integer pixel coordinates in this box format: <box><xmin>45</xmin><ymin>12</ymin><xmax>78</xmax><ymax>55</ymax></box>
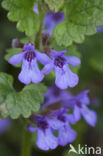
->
<box><xmin>44</xmin><ymin>0</ymin><xmax>65</xmax><ymax>12</ymax></box>
<box><xmin>6</xmin><ymin>84</ymin><xmax>47</xmax><ymax>119</ymax></box>
<box><xmin>0</xmin><ymin>73</ymin><xmax>14</xmax><ymax>104</ymax></box>
<box><xmin>2</xmin><ymin>0</ymin><xmax>40</xmax><ymax>36</ymax></box>
<box><xmin>53</xmin><ymin>0</ymin><xmax>103</xmax><ymax>47</ymax></box>
<box><xmin>0</xmin><ymin>73</ymin><xmax>47</xmax><ymax>119</ymax></box>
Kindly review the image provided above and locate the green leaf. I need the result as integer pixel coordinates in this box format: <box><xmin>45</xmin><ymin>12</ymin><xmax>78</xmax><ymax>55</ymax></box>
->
<box><xmin>6</xmin><ymin>83</ymin><xmax>47</xmax><ymax>119</ymax></box>
<box><xmin>44</xmin><ymin>0</ymin><xmax>65</xmax><ymax>12</ymax></box>
<box><xmin>53</xmin><ymin>0</ymin><xmax>103</xmax><ymax>47</ymax></box>
<box><xmin>0</xmin><ymin>73</ymin><xmax>47</xmax><ymax>119</ymax></box>
<box><xmin>0</xmin><ymin>73</ymin><xmax>14</xmax><ymax>118</ymax></box>
<box><xmin>5</xmin><ymin>48</ymin><xmax>22</xmax><ymax>67</ymax></box>
<box><xmin>0</xmin><ymin>73</ymin><xmax>14</xmax><ymax>104</ymax></box>
<box><xmin>0</xmin><ymin>102</ymin><xmax>9</xmax><ymax>119</ymax></box>
<box><xmin>2</xmin><ymin>0</ymin><xmax>40</xmax><ymax>36</ymax></box>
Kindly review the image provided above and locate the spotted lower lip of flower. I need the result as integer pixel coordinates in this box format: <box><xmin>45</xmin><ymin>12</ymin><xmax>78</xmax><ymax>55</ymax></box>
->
<box><xmin>9</xmin><ymin>43</ymin><xmax>51</xmax><ymax>85</ymax></box>
<box><xmin>28</xmin><ymin>110</ymin><xmax>76</xmax><ymax>150</ymax></box>
<box><xmin>28</xmin><ymin>115</ymin><xmax>59</xmax><ymax>151</ymax></box>
<box><xmin>42</xmin><ymin>50</ymin><xmax>81</xmax><ymax>90</ymax></box>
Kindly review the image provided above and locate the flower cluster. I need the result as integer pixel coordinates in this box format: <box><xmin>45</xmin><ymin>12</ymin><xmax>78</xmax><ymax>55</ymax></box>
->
<box><xmin>9</xmin><ymin>44</ymin><xmax>80</xmax><ymax>89</ymax></box>
<box><xmin>8</xmin><ymin>4</ymin><xmax>98</xmax><ymax>151</ymax></box>
<box><xmin>28</xmin><ymin>86</ymin><xmax>97</xmax><ymax>151</ymax></box>
<box><xmin>9</xmin><ymin>4</ymin><xmax>81</xmax><ymax>89</ymax></box>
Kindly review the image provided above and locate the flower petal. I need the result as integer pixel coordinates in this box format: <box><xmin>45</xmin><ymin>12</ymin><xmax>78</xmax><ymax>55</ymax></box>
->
<box><xmin>43</xmin><ymin>12</ymin><xmax>64</xmax><ymax>35</ymax></box>
<box><xmin>43</xmin><ymin>12</ymin><xmax>55</xmax><ymax>35</ymax></box>
<box><xmin>36</xmin><ymin>128</ymin><xmax>58</xmax><ymax>150</ymax></box>
<box><xmin>36</xmin><ymin>129</ymin><xmax>49</xmax><ymax>151</ymax></box>
<box><xmin>35</xmin><ymin>50</ymin><xmax>51</xmax><ymax>65</ymax></box>
<box><xmin>55</xmin><ymin>66</ymin><xmax>69</xmax><ymax>90</ymax></box>
<box><xmin>63</xmin><ymin>98</ymin><xmax>76</xmax><ymax>108</ymax></box>
<box><xmin>65</xmin><ymin>56</ymin><xmax>81</xmax><ymax>66</ymax></box>
<box><xmin>30</xmin><ymin>59</ymin><xmax>44</xmax><ymax>83</ymax></box>
<box><xmin>97</xmin><ymin>26</ymin><xmax>103</xmax><ymax>32</ymax></box>
<box><xmin>41</xmin><ymin>96</ymin><xmax>60</xmax><ymax>109</ymax></box>
<box><xmin>81</xmin><ymin>105</ymin><xmax>97</xmax><ymax>127</ymax></box>
<box><xmin>47</xmin><ymin>118</ymin><xmax>64</xmax><ymax>130</ymax></box>
<box><xmin>64</xmin><ymin>113</ymin><xmax>78</xmax><ymax>125</ymax></box>
<box><xmin>43</xmin><ymin>23</ymin><xmax>55</xmax><ymax>36</ymax></box>
<box><xmin>50</xmin><ymin>50</ymin><xmax>66</xmax><ymax>58</ymax></box>
<box><xmin>42</xmin><ymin>62</ymin><xmax>54</xmax><ymax>74</ymax></box>
<box><xmin>9</xmin><ymin>53</ymin><xmax>24</xmax><ymax>65</ymax></box>
<box><xmin>73</xmin><ymin>105</ymin><xmax>81</xmax><ymax>123</ymax></box>
<box><xmin>0</xmin><ymin>118</ymin><xmax>11</xmax><ymax>133</ymax></box>
<box><xmin>58</xmin><ymin>123</ymin><xmax>77</xmax><ymax>146</ymax></box>
<box><xmin>28</xmin><ymin>126</ymin><xmax>37</xmax><ymax>133</ymax></box>
<box><xmin>55</xmin><ymin>65</ymin><xmax>79</xmax><ymax>89</ymax></box>
<box><xmin>18</xmin><ymin>59</ymin><xmax>44</xmax><ymax>84</ymax></box>
<box><xmin>66</xmin><ymin>66</ymin><xmax>79</xmax><ymax>88</ymax></box>
<box><xmin>33</xmin><ymin>3</ymin><xmax>39</xmax><ymax>14</ymax></box>
<box><xmin>77</xmin><ymin>90</ymin><xmax>90</xmax><ymax>105</ymax></box>
<box><xmin>18</xmin><ymin>59</ymin><xmax>32</xmax><ymax>84</ymax></box>
<box><xmin>23</xmin><ymin>44</ymin><xmax>34</xmax><ymax>51</ymax></box>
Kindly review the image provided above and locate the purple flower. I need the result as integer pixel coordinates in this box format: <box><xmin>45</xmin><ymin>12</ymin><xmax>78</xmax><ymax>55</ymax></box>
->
<box><xmin>43</xmin><ymin>12</ymin><xmax>65</xmax><ymax>36</ymax></box>
<box><xmin>49</xmin><ymin>108</ymin><xmax>77</xmax><ymax>146</ymax></box>
<box><xmin>33</xmin><ymin>3</ymin><xmax>39</xmax><ymax>14</ymax></box>
<box><xmin>42</xmin><ymin>50</ymin><xmax>81</xmax><ymax>89</ymax></box>
<box><xmin>9</xmin><ymin>43</ymin><xmax>50</xmax><ymax>84</ymax></box>
<box><xmin>29</xmin><ymin>108</ymin><xmax>76</xmax><ymax>150</ymax></box>
<box><xmin>33</xmin><ymin>4</ymin><xmax>64</xmax><ymax>36</ymax></box>
<box><xmin>28</xmin><ymin>115</ymin><xmax>59</xmax><ymax>151</ymax></box>
<box><xmin>0</xmin><ymin>118</ymin><xmax>11</xmax><ymax>133</ymax></box>
<box><xmin>12</xmin><ymin>38</ymin><xmax>24</xmax><ymax>48</ymax></box>
<box><xmin>41</xmin><ymin>85</ymin><xmax>72</xmax><ymax>109</ymax></box>
<box><xmin>63</xmin><ymin>90</ymin><xmax>97</xmax><ymax>127</ymax></box>
<box><xmin>97</xmin><ymin>27</ymin><xmax>103</xmax><ymax>32</ymax></box>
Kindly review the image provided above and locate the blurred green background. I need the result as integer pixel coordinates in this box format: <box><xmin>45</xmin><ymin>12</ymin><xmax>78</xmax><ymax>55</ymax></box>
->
<box><xmin>0</xmin><ymin>2</ymin><xmax>103</xmax><ymax>156</ymax></box>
